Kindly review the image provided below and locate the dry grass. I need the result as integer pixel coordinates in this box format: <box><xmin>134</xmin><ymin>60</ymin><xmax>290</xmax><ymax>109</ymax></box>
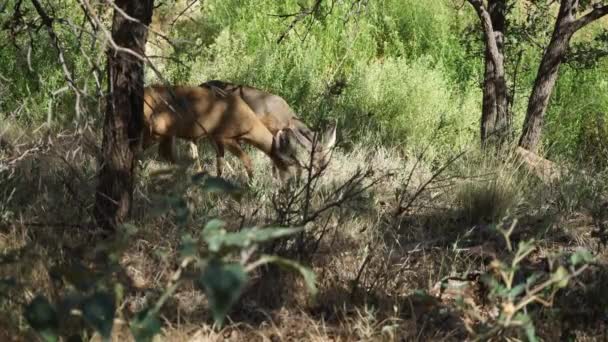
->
<box><xmin>1</xmin><ymin>128</ymin><xmax>608</xmax><ymax>341</ymax></box>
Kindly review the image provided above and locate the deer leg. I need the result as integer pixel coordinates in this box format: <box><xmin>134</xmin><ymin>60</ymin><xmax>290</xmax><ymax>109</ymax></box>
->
<box><xmin>189</xmin><ymin>141</ymin><xmax>203</xmax><ymax>172</ymax></box>
<box><xmin>158</xmin><ymin>136</ymin><xmax>177</xmax><ymax>164</ymax></box>
<box><xmin>225</xmin><ymin>140</ymin><xmax>254</xmax><ymax>179</ymax></box>
<box><xmin>214</xmin><ymin>140</ymin><xmax>226</xmax><ymax>177</ymax></box>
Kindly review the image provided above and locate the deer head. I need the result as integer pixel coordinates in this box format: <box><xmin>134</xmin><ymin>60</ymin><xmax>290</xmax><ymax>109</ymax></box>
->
<box><xmin>272</xmin><ymin>122</ymin><xmax>337</xmax><ymax>178</ymax></box>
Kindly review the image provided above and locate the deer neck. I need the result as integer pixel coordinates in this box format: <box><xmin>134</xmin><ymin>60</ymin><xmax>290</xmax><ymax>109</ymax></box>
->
<box><xmin>243</xmin><ymin>127</ymin><xmax>275</xmax><ymax>157</ymax></box>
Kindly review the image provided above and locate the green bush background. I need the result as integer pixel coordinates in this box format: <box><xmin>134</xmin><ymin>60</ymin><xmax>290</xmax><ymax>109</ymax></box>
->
<box><xmin>1</xmin><ymin>0</ymin><xmax>607</xmax><ymax>162</ymax></box>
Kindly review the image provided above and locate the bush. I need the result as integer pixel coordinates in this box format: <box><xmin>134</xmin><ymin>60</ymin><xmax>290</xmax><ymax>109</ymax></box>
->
<box><xmin>455</xmin><ymin>153</ymin><xmax>522</xmax><ymax>224</ymax></box>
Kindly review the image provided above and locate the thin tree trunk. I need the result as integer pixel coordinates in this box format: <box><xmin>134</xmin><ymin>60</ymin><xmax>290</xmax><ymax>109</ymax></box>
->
<box><xmin>489</xmin><ymin>0</ymin><xmax>508</xmax><ymax>144</ymax></box>
<box><xmin>94</xmin><ymin>1</ymin><xmax>154</xmax><ymax>232</ymax></box>
<box><xmin>518</xmin><ymin>33</ymin><xmax>572</xmax><ymax>150</ymax></box>
<box><xmin>518</xmin><ymin>5</ymin><xmax>574</xmax><ymax>151</ymax></box>
<box><xmin>471</xmin><ymin>0</ymin><xmax>508</xmax><ymax>146</ymax></box>
<box><xmin>481</xmin><ymin>49</ymin><xmax>497</xmax><ymax>144</ymax></box>
<box><xmin>518</xmin><ymin>0</ymin><xmax>608</xmax><ymax>151</ymax></box>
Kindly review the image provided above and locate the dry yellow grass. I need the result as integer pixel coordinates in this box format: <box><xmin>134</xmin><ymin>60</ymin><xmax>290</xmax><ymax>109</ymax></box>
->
<box><xmin>1</xmin><ymin>129</ymin><xmax>608</xmax><ymax>341</ymax></box>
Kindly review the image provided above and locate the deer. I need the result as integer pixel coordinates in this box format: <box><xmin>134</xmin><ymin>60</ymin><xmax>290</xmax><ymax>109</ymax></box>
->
<box><xmin>198</xmin><ymin>80</ymin><xmax>336</xmax><ymax>177</ymax></box>
<box><xmin>141</xmin><ymin>84</ymin><xmax>336</xmax><ymax>180</ymax></box>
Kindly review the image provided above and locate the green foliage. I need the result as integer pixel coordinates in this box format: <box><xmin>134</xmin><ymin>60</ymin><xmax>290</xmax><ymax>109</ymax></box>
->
<box><xmin>544</xmin><ymin>63</ymin><xmax>608</xmax><ymax>162</ymax></box>
<box><xmin>149</xmin><ymin>0</ymin><xmax>480</xmax><ymax>157</ymax></box>
<box><xmin>129</xmin><ymin>309</ymin><xmax>161</xmax><ymax>342</ymax></box>
<box><xmin>0</xmin><ymin>0</ymin><xmax>103</xmax><ymax>125</ymax></box>
<box><xmin>460</xmin><ymin>223</ymin><xmax>593</xmax><ymax>340</ymax></box>
<box><xmin>8</xmin><ymin>169</ymin><xmax>316</xmax><ymax>340</ymax></box>
<box><xmin>81</xmin><ymin>292</ymin><xmax>116</xmax><ymax>340</ymax></box>
<box><xmin>198</xmin><ymin>259</ymin><xmax>248</xmax><ymax>325</ymax></box>
<box><xmin>24</xmin><ymin>296</ymin><xmax>59</xmax><ymax>342</ymax></box>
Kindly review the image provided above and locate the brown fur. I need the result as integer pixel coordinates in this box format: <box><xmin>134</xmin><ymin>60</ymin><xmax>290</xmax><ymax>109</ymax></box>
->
<box><xmin>198</xmin><ymin>80</ymin><xmax>336</xmax><ymax>175</ymax></box>
<box><xmin>141</xmin><ymin>85</ymin><xmax>296</xmax><ymax>178</ymax></box>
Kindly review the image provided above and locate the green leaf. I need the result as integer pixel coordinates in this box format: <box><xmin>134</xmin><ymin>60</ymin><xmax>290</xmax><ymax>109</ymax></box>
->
<box><xmin>202</xmin><ymin>218</ymin><xmax>226</xmax><ymax>235</ymax></box>
<box><xmin>197</xmin><ymin>260</ymin><xmax>247</xmax><ymax>325</ymax></box>
<box><xmin>514</xmin><ymin>312</ymin><xmax>538</xmax><ymax>342</ymax></box>
<box><xmin>179</xmin><ymin>234</ymin><xmax>199</xmax><ymax>259</ymax></box>
<box><xmin>130</xmin><ymin>309</ymin><xmax>161</xmax><ymax>342</ymax></box>
<box><xmin>253</xmin><ymin>255</ymin><xmax>318</xmax><ymax>296</ymax></box>
<box><xmin>201</xmin><ymin>219</ymin><xmax>227</xmax><ymax>253</ymax></box>
<box><xmin>551</xmin><ymin>266</ymin><xmax>570</xmax><ymax>289</ymax></box>
<box><xmin>243</xmin><ymin>227</ymin><xmax>304</xmax><ymax>243</ymax></box>
<box><xmin>172</xmin><ymin>197</ymin><xmax>190</xmax><ymax>227</ymax></box>
<box><xmin>82</xmin><ymin>291</ymin><xmax>116</xmax><ymax>340</ymax></box>
<box><xmin>195</xmin><ymin>175</ymin><xmax>243</xmax><ymax>201</ymax></box>
<box><xmin>570</xmin><ymin>249</ymin><xmax>594</xmax><ymax>266</ymax></box>
<box><xmin>508</xmin><ymin>284</ymin><xmax>526</xmax><ymax>299</ymax></box>
<box><xmin>119</xmin><ymin>223</ymin><xmax>140</xmax><ymax>237</ymax></box>
<box><xmin>24</xmin><ymin>296</ymin><xmax>59</xmax><ymax>342</ymax></box>
<box><xmin>525</xmin><ymin>272</ymin><xmax>543</xmax><ymax>287</ymax></box>
<box><xmin>202</xmin><ymin>226</ymin><xmax>303</xmax><ymax>253</ymax></box>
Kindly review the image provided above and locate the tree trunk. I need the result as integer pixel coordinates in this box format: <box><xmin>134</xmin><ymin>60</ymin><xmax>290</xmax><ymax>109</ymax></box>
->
<box><xmin>489</xmin><ymin>0</ymin><xmax>508</xmax><ymax>143</ymax></box>
<box><xmin>480</xmin><ymin>46</ymin><xmax>497</xmax><ymax>144</ymax></box>
<box><xmin>518</xmin><ymin>6</ymin><xmax>574</xmax><ymax>151</ymax></box>
<box><xmin>94</xmin><ymin>1</ymin><xmax>154</xmax><ymax>232</ymax></box>
<box><xmin>472</xmin><ymin>0</ymin><xmax>508</xmax><ymax>146</ymax></box>
<box><xmin>518</xmin><ymin>0</ymin><xmax>608</xmax><ymax>151</ymax></box>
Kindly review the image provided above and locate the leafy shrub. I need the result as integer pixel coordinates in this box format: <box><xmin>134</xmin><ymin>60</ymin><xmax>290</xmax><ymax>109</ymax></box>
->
<box><xmin>460</xmin><ymin>228</ymin><xmax>593</xmax><ymax>341</ymax></box>
<box><xmin>3</xmin><ymin>170</ymin><xmax>316</xmax><ymax>341</ymax></box>
<box><xmin>335</xmin><ymin>57</ymin><xmax>479</xmax><ymax>156</ymax></box>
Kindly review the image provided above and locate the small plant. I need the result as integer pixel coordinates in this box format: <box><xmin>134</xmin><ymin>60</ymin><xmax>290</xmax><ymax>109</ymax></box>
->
<box><xmin>459</xmin><ymin>220</ymin><xmax>593</xmax><ymax>341</ymax></box>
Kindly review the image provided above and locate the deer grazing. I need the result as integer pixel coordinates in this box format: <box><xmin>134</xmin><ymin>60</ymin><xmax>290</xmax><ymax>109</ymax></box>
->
<box><xmin>198</xmin><ymin>80</ymin><xmax>336</xmax><ymax>176</ymax></box>
<box><xmin>141</xmin><ymin>84</ymin><xmax>336</xmax><ymax>180</ymax></box>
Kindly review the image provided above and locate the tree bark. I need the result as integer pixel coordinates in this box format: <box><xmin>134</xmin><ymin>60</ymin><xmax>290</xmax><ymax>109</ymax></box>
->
<box><xmin>94</xmin><ymin>1</ymin><xmax>154</xmax><ymax>232</ymax></box>
<box><xmin>488</xmin><ymin>0</ymin><xmax>509</xmax><ymax>142</ymax></box>
<box><xmin>518</xmin><ymin>3</ymin><xmax>575</xmax><ymax>151</ymax></box>
<box><xmin>518</xmin><ymin>1</ymin><xmax>608</xmax><ymax>151</ymax></box>
<box><xmin>470</xmin><ymin>0</ymin><xmax>508</xmax><ymax>146</ymax></box>
<box><xmin>481</xmin><ymin>45</ymin><xmax>497</xmax><ymax>143</ymax></box>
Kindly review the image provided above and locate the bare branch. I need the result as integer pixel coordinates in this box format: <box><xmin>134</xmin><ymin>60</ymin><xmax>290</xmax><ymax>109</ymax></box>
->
<box><xmin>276</xmin><ymin>0</ymin><xmax>324</xmax><ymax>44</ymax></box>
<box><xmin>572</xmin><ymin>4</ymin><xmax>608</xmax><ymax>32</ymax></box>
<box><xmin>30</xmin><ymin>0</ymin><xmax>83</xmax><ymax>119</ymax></box>
<box><xmin>466</xmin><ymin>0</ymin><xmax>505</xmax><ymax>75</ymax></box>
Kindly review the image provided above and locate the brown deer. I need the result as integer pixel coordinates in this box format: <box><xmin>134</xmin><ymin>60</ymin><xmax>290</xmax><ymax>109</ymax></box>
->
<box><xmin>141</xmin><ymin>85</ymin><xmax>335</xmax><ymax>180</ymax></box>
<box><xmin>198</xmin><ymin>80</ymin><xmax>336</xmax><ymax>176</ymax></box>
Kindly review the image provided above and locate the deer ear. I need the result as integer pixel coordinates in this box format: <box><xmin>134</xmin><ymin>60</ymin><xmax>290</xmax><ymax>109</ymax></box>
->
<box><xmin>289</xmin><ymin>128</ymin><xmax>313</xmax><ymax>150</ymax></box>
<box><xmin>273</xmin><ymin>129</ymin><xmax>292</xmax><ymax>155</ymax></box>
<box><xmin>323</xmin><ymin>122</ymin><xmax>337</xmax><ymax>150</ymax></box>
<box><xmin>273</xmin><ymin>129</ymin><xmax>284</xmax><ymax>152</ymax></box>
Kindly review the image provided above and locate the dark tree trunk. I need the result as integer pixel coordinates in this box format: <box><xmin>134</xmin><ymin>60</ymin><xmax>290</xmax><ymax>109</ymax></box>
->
<box><xmin>94</xmin><ymin>1</ymin><xmax>154</xmax><ymax>232</ymax></box>
<box><xmin>471</xmin><ymin>0</ymin><xmax>508</xmax><ymax>146</ymax></box>
<box><xmin>488</xmin><ymin>0</ymin><xmax>509</xmax><ymax>142</ymax></box>
<box><xmin>480</xmin><ymin>46</ymin><xmax>497</xmax><ymax>143</ymax></box>
<box><xmin>518</xmin><ymin>6</ymin><xmax>574</xmax><ymax>151</ymax></box>
<box><xmin>518</xmin><ymin>1</ymin><xmax>608</xmax><ymax>151</ymax></box>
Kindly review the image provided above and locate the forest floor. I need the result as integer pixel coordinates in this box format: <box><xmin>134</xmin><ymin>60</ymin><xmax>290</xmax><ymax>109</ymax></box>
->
<box><xmin>1</xmin><ymin>127</ymin><xmax>608</xmax><ymax>341</ymax></box>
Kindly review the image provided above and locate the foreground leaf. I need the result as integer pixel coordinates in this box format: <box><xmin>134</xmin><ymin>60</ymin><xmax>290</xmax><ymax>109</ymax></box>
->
<box><xmin>252</xmin><ymin>255</ymin><xmax>318</xmax><ymax>296</ymax></box>
<box><xmin>130</xmin><ymin>309</ymin><xmax>162</xmax><ymax>342</ymax></box>
<box><xmin>197</xmin><ymin>260</ymin><xmax>247</xmax><ymax>325</ymax></box>
<box><xmin>570</xmin><ymin>249</ymin><xmax>594</xmax><ymax>266</ymax></box>
<box><xmin>82</xmin><ymin>291</ymin><xmax>116</xmax><ymax>340</ymax></box>
<box><xmin>194</xmin><ymin>175</ymin><xmax>243</xmax><ymax>201</ymax></box>
<box><xmin>203</xmin><ymin>226</ymin><xmax>303</xmax><ymax>253</ymax></box>
<box><xmin>24</xmin><ymin>296</ymin><xmax>59</xmax><ymax>342</ymax></box>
